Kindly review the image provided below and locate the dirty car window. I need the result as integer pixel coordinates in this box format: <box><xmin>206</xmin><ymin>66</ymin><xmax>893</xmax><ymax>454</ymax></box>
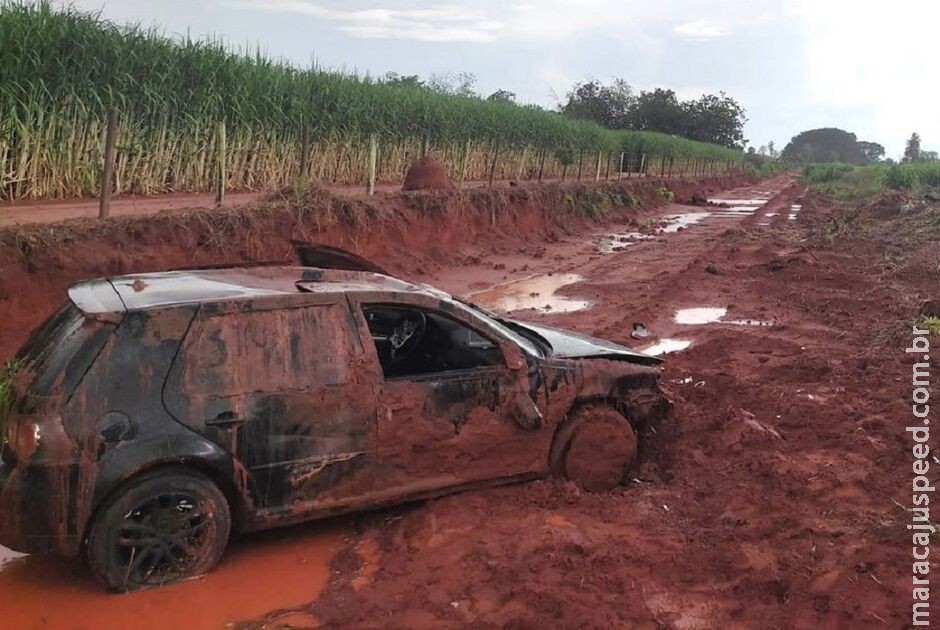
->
<box><xmin>181</xmin><ymin>305</ymin><xmax>348</xmax><ymax>395</ymax></box>
<box><xmin>363</xmin><ymin>306</ymin><xmax>504</xmax><ymax>379</ymax></box>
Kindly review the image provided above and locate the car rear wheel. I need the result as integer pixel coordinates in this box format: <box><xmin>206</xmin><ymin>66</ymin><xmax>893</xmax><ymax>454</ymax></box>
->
<box><xmin>86</xmin><ymin>468</ymin><xmax>230</xmax><ymax>592</ymax></box>
<box><xmin>553</xmin><ymin>404</ymin><xmax>638</xmax><ymax>493</ymax></box>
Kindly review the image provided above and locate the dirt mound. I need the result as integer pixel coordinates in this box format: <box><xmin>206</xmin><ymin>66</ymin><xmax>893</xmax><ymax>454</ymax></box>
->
<box><xmin>402</xmin><ymin>156</ymin><xmax>453</xmax><ymax>191</ymax></box>
<box><xmin>860</xmin><ymin>190</ymin><xmax>909</xmax><ymax>218</ymax></box>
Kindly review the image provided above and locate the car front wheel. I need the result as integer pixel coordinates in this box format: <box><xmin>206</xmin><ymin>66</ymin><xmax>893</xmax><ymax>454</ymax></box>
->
<box><xmin>86</xmin><ymin>467</ymin><xmax>231</xmax><ymax>592</ymax></box>
<box><xmin>552</xmin><ymin>404</ymin><xmax>638</xmax><ymax>493</ymax></box>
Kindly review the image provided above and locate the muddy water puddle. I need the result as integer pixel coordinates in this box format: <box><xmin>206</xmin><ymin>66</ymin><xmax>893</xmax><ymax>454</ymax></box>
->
<box><xmin>641</xmin><ymin>338</ymin><xmax>692</xmax><ymax>356</ymax></box>
<box><xmin>0</xmin><ymin>524</ymin><xmax>342</xmax><ymax>629</ymax></box>
<box><xmin>469</xmin><ymin>273</ymin><xmax>589</xmax><ymax>313</ymax></box>
<box><xmin>675</xmin><ymin>307</ymin><xmax>775</xmax><ymax>327</ymax></box>
<box><xmin>598</xmin><ymin>212</ymin><xmax>708</xmax><ymax>253</ymax></box>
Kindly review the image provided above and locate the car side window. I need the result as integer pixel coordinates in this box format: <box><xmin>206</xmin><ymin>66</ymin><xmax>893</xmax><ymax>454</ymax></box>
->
<box><xmin>362</xmin><ymin>305</ymin><xmax>504</xmax><ymax>380</ymax></box>
<box><xmin>181</xmin><ymin>304</ymin><xmax>349</xmax><ymax>396</ymax></box>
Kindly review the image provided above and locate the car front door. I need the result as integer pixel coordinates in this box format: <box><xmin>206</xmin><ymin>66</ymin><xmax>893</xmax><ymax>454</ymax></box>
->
<box><xmin>163</xmin><ymin>295</ymin><xmax>379</xmax><ymax>517</ymax></box>
<box><xmin>350</xmin><ymin>297</ymin><xmax>546</xmax><ymax>498</ymax></box>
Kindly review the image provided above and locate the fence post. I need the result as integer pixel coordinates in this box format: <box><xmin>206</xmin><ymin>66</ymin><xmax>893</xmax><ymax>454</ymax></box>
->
<box><xmin>459</xmin><ymin>138</ymin><xmax>472</xmax><ymax>187</ymax></box>
<box><xmin>421</xmin><ymin>132</ymin><xmax>431</xmax><ymax>157</ymax></box>
<box><xmin>618</xmin><ymin>152</ymin><xmax>624</xmax><ymax>181</ymax></box>
<box><xmin>98</xmin><ymin>107</ymin><xmax>118</xmax><ymax>219</ymax></box>
<box><xmin>538</xmin><ymin>149</ymin><xmax>547</xmax><ymax>183</ymax></box>
<box><xmin>487</xmin><ymin>141</ymin><xmax>500</xmax><ymax>188</ymax></box>
<box><xmin>577</xmin><ymin>149</ymin><xmax>584</xmax><ymax>181</ymax></box>
<box><xmin>215</xmin><ymin>121</ymin><xmax>226</xmax><ymax>207</ymax></box>
<box><xmin>640</xmin><ymin>154</ymin><xmax>647</xmax><ymax>177</ymax></box>
<box><xmin>367</xmin><ymin>133</ymin><xmax>378</xmax><ymax>195</ymax></box>
<box><xmin>299</xmin><ymin>123</ymin><xmax>310</xmax><ymax>182</ymax></box>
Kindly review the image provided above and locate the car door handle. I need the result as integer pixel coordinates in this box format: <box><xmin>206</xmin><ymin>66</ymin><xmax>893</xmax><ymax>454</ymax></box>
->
<box><xmin>205</xmin><ymin>411</ymin><xmax>243</xmax><ymax>428</ymax></box>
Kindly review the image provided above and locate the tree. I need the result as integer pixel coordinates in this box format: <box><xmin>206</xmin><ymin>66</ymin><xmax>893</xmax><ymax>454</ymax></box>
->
<box><xmin>628</xmin><ymin>88</ymin><xmax>686</xmax><ymax>136</ymax></box>
<box><xmin>780</xmin><ymin>128</ymin><xmax>868</xmax><ymax>164</ymax></box>
<box><xmin>681</xmin><ymin>92</ymin><xmax>747</xmax><ymax>148</ymax></box>
<box><xmin>857</xmin><ymin>141</ymin><xmax>885</xmax><ymax>163</ymax></box>
<box><xmin>767</xmin><ymin>141</ymin><xmax>778</xmax><ymax>158</ymax></box>
<box><xmin>904</xmin><ymin>133</ymin><xmax>922</xmax><ymax>162</ymax></box>
<box><xmin>561</xmin><ymin>79</ymin><xmax>634</xmax><ymax>129</ymax></box>
<box><xmin>922</xmin><ymin>150</ymin><xmax>939</xmax><ymax>162</ymax></box>
<box><xmin>380</xmin><ymin>72</ymin><xmax>424</xmax><ymax>89</ymax></box>
<box><xmin>427</xmin><ymin>71</ymin><xmax>477</xmax><ymax>97</ymax></box>
<box><xmin>487</xmin><ymin>89</ymin><xmax>516</xmax><ymax>103</ymax></box>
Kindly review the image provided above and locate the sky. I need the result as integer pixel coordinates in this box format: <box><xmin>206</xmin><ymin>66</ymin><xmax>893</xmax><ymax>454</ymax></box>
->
<box><xmin>56</xmin><ymin>0</ymin><xmax>940</xmax><ymax>158</ymax></box>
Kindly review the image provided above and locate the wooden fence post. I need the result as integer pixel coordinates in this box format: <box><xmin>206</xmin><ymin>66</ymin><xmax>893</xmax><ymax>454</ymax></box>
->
<box><xmin>215</xmin><ymin>121</ymin><xmax>226</xmax><ymax>206</ymax></box>
<box><xmin>299</xmin><ymin>123</ymin><xmax>310</xmax><ymax>182</ymax></box>
<box><xmin>98</xmin><ymin>107</ymin><xmax>118</xmax><ymax>219</ymax></box>
<box><xmin>577</xmin><ymin>149</ymin><xmax>584</xmax><ymax>181</ymax></box>
<box><xmin>618</xmin><ymin>152</ymin><xmax>624</xmax><ymax>181</ymax></box>
<box><xmin>640</xmin><ymin>154</ymin><xmax>647</xmax><ymax>177</ymax></box>
<box><xmin>367</xmin><ymin>133</ymin><xmax>378</xmax><ymax>195</ymax></box>
<box><xmin>459</xmin><ymin>138</ymin><xmax>472</xmax><ymax>187</ymax></box>
<box><xmin>421</xmin><ymin>132</ymin><xmax>431</xmax><ymax>157</ymax></box>
<box><xmin>487</xmin><ymin>142</ymin><xmax>500</xmax><ymax>188</ymax></box>
<box><xmin>538</xmin><ymin>149</ymin><xmax>547</xmax><ymax>183</ymax></box>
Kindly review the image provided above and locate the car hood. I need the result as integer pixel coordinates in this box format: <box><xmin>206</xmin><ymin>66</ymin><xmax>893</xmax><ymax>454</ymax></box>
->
<box><xmin>508</xmin><ymin>321</ymin><xmax>662</xmax><ymax>365</ymax></box>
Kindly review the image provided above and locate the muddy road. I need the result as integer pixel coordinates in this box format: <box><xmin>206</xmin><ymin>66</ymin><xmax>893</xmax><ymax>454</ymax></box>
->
<box><xmin>0</xmin><ymin>173</ymin><xmax>922</xmax><ymax>628</ymax></box>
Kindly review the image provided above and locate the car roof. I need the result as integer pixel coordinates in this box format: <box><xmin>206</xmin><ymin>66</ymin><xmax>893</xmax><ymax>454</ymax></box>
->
<box><xmin>68</xmin><ymin>265</ymin><xmax>441</xmax><ymax>314</ymax></box>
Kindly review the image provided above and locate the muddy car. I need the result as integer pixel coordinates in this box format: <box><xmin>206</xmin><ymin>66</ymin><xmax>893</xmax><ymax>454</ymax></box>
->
<box><xmin>0</xmin><ymin>262</ymin><xmax>669</xmax><ymax>591</ymax></box>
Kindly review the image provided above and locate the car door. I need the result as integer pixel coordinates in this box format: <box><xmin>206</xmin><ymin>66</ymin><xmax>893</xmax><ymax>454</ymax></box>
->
<box><xmin>350</xmin><ymin>297</ymin><xmax>546</xmax><ymax>497</ymax></box>
<box><xmin>163</xmin><ymin>295</ymin><xmax>379</xmax><ymax>516</ymax></box>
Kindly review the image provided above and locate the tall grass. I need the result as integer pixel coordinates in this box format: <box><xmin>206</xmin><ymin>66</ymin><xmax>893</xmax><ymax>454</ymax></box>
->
<box><xmin>0</xmin><ymin>2</ymin><xmax>744</xmax><ymax>200</ymax></box>
<box><xmin>802</xmin><ymin>161</ymin><xmax>940</xmax><ymax>201</ymax></box>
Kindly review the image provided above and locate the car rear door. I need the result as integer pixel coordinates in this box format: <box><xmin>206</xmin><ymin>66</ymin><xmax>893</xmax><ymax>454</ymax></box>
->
<box><xmin>163</xmin><ymin>294</ymin><xmax>379</xmax><ymax>516</ymax></box>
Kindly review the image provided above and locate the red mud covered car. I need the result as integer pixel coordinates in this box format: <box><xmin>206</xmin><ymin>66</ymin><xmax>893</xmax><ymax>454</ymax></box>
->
<box><xmin>0</xmin><ymin>258</ymin><xmax>669</xmax><ymax>591</ymax></box>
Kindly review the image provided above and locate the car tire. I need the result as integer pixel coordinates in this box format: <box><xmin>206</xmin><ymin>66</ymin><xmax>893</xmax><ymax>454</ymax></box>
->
<box><xmin>552</xmin><ymin>404</ymin><xmax>638</xmax><ymax>493</ymax></box>
<box><xmin>86</xmin><ymin>467</ymin><xmax>231</xmax><ymax>592</ymax></box>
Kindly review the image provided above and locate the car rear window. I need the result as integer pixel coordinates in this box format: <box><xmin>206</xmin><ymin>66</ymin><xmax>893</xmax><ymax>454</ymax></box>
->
<box><xmin>15</xmin><ymin>302</ymin><xmax>115</xmax><ymax>399</ymax></box>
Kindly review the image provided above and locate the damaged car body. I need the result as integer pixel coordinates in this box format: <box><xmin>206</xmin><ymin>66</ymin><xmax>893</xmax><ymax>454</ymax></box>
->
<box><xmin>0</xmin><ymin>254</ymin><xmax>670</xmax><ymax>591</ymax></box>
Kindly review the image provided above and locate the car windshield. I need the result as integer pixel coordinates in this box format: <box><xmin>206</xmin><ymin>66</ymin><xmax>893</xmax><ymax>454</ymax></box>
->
<box><xmin>450</xmin><ymin>296</ymin><xmax>548</xmax><ymax>357</ymax></box>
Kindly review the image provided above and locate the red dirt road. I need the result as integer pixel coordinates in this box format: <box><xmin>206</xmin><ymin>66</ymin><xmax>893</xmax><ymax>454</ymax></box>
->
<box><xmin>270</xmin><ymin>175</ymin><xmax>918</xmax><ymax>628</ymax></box>
<box><xmin>0</xmin><ymin>174</ymin><xmax>927</xmax><ymax>628</ymax></box>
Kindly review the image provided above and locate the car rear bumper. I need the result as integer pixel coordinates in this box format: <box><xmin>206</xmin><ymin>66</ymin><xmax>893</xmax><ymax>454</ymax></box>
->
<box><xmin>0</xmin><ymin>459</ymin><xmax>89</xmax><ymax>557</ymax></box>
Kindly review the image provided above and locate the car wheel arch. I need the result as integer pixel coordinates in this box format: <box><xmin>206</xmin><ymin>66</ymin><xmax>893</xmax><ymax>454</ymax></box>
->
<box><xmin>82</xmin><ymin>459</ymin><xmax>244</xmax><ymax>554</ymax></box>
<box><xmin>548</xmin><ymin>397</ymin><xmax>632</xmax><ymax>474</ymax></box>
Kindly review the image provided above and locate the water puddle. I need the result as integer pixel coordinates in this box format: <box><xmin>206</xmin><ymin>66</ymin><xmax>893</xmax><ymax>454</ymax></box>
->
<box><xmin>675</xmin><ymin>307</ymin><xmax>776</xmax><ymax>327</ymax></box>
<box><xmin>598</xmin><ymin>212</ymin><xmax>708</xmax><ymax>253</ymax></box>
<box><xmin>0</xmin><ymin>524</ymin><xmax>342</xmax><ymax>630</ymax></box>
<box><xmin>709</xmin><ymin>198</ymin><xmax>768</xmax><ymax>206</ymax></box>
<box><xmin>660</xmin><ymin>212</ymin><xmax>709</xmax><ymax>233</ymax></box>
<box><xmin>0</xmin><ymin>546</ymin><xmax>25</xmax><ymax>567</ymax></box>
<box><xmin>642</xmin><ymin>339</ymin><xmax>692</xmax><ymax>356</ymax></box>
<box><xmin>469</xmin><ymin>273</ymin><xmax>589</xmax><ymax>313</ymax></box>
<box><xmin>598</xmin><ymin>232</ymin><xmax>652</xmax><ymax>253</ymax></box>
<box><xmin>675</xmin><ymin>307</ymin><xmax>727</xmax><ymax>325</ymax></box>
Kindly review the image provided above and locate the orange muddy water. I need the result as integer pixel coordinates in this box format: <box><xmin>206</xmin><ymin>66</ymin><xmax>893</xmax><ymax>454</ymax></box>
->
<box><xmin>0</xmin><ymin>524</ymin><xmax>342</xmax><ymax>630</ymax></box>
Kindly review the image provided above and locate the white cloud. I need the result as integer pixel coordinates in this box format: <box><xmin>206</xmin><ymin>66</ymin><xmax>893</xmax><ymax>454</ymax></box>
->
<box><xmin>674</xmin><ymin>19</ymin><xmax>730</xmax><ymax>39</ymax></box>
<box><xmin>228</xmin><ymin>1</ymin><xmax>505</xmax><ymax>42</ymax></box>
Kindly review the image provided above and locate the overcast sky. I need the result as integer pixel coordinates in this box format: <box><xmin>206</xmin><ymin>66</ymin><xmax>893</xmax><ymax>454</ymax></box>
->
<box><xmin>59</xmin><ymin>0</ymin><xmax>939</xmax><ymax>157</ymax></box>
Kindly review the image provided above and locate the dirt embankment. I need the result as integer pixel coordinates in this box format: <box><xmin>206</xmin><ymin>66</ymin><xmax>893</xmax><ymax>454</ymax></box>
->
<box><xmin>0</xmin><ymin>174</ymin><xmax>751</xmax><ymax>357</ymax></box>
